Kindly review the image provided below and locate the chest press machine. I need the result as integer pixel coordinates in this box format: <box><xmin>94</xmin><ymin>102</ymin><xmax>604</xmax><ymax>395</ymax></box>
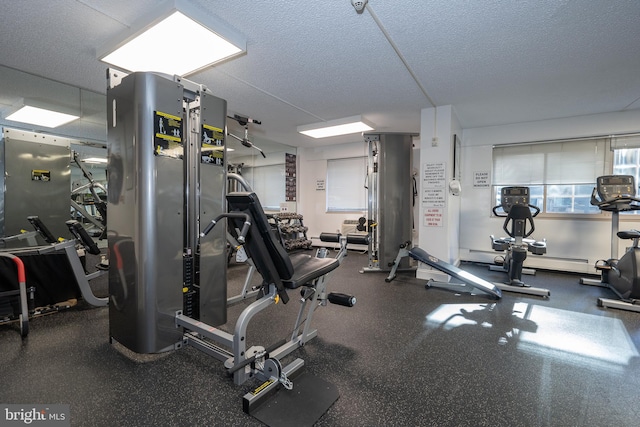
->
<box><xmin>107</xmin><ymin>71</ymin><xmax>353</xmax><ymax>421</ymax></box>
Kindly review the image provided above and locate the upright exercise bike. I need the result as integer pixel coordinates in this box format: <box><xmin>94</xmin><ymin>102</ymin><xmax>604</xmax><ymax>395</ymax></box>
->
<box><xmin>580</xmin><ymin>175</ymin><xmax>640</xmax><ymax>312</ymax></box>
<box><xmin>490</xmin><ymin>187</ymin><xmax>550</xmax><ymax>297</ymax></box>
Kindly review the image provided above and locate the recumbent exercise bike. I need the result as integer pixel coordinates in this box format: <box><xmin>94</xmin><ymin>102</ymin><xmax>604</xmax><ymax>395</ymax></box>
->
<box><xmin>580</xmin><ymin>175</ymin><xmax>640</xmax><ymax>312</ymax></box>
<box><xmin>490</xmin><ymin>187</ymin><xmax>550</xmax><ymax>297</ymax></box>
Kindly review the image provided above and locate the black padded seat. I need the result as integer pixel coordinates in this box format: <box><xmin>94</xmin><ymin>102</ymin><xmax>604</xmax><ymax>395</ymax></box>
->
<box><xmin>283</xmin><ymin>253</ymin><xmax>339</xmax><ymax>289</ymax></box>
<box><xmin>618</xmin><ymin>230</ymin><xmax>640</xmax><ymax>240</ymax></box>
<box><xmin>226</xmin><ymin>191</ymin><xmax>340</xmax><ymax>299</ymax></box>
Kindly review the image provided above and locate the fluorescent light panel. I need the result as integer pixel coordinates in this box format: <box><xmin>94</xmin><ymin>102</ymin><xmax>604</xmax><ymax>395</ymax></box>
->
<box><xmin>99</xmin><ymin>3</ymin><xmax>246</xmax><ymax>76</ymax></box>
<box><xmin>298</xmin><ymin>115</ymin><xmax>374</xmax><ymax>138</ymax></box>
<box><xmin>83</xmin><ymin>157</ymin><xmax>108</xmax><ymax>164</ymax></box>
<box><xmin>6</xmin><ymin>105</ymin><xmax>79</xmax><ymax>128</ymax></box>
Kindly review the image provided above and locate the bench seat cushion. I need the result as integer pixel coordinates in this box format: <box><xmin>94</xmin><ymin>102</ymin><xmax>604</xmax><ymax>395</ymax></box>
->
<box><xmin>283</xmin><ymin>253</ymin><xmax>339</xmax><ymax>289</ymax></box>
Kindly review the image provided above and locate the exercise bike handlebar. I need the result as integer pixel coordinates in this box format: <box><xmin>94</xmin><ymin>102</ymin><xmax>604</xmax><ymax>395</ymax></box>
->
<box><xmin>590</xmin><ymin>187</ymin><xmax>640</xmax><ymax>211</ymax></box>
<box><xmin>201</xmin><ymin>213</ymin><xmax>251</xmax><ymax>244</ymax></box>
<box><xmin>492</xmin><ymin>204</ymin><xmax>541</xmax><ymax>218</ymax></box>
<box><xmin>504</xmin><ymin>214</ymin><xmax>536</xmax><ymax>239</ymax></box>
<box><xmin>493</xmin><ymin>204</ymin><xmax>539</xmax><ymax>239</ymax></box>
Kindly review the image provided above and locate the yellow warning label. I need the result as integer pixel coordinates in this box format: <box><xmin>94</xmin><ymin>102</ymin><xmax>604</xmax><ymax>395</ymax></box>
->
<box><xmin>154</xmin><ymin>110</ymin><xmax>183</xmax><ymax>158</ymax></box>
<box><xmin>203</xmin><ymin>124</ymin><xmax>223</xmax><ymax>133</ymax></box>
<box><xmin>251</xmin><ymin>379</ymin><xmax>275</xmax><ymax>395</ymax></box>
<box><xmin>156</xmin><ymin>111</ymin><xmax>181</xmax><ymax>121</ymax></box>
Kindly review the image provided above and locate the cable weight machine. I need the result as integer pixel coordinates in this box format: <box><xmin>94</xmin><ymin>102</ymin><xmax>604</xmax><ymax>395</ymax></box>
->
<box><xmin>360</xmin><ymin>133</ymin><xmax>414</xmax><ymax>273</ymax></box>
<box><xmin>107</xmin><ymin>72</ymin><xmax>351</xmax><ymax>425</ymax></box>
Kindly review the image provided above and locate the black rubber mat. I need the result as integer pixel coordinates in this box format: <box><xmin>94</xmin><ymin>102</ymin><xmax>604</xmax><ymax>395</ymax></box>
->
<box><xmin>249</xmin><ymin>373</ymin><xmax>339</xmax><ymax>427</ymax></box>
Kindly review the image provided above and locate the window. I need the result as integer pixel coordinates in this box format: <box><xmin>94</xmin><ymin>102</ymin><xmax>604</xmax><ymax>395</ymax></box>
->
<box><xmin>243</xmin><ymin>164</ymin><xmax>285</xmax><ymax>210</ymax></box>
<box><xmin>492</xmin><ymin>138</ymin><xmax>606</xmax><ymax>214</ymax></box>
<box><xmin>612</xmin><ymin>135</ymin><xmax>640</xmax><ymax>184</ymax></box>
<box><xmin>611</xmin><ymin>135</ymin><xmax>640</xmax><ymax>214</ymax></box>
<box><xmin>327</xmin><ymin>157</ymin><xmax>367</xmax><ymax>212</ymax></box>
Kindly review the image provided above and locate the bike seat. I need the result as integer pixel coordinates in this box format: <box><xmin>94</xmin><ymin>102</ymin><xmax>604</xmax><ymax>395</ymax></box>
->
<box><xmin>617</xmin><ymin>230</ymin><xmax>640</xmax><ymax>240</ymax></box>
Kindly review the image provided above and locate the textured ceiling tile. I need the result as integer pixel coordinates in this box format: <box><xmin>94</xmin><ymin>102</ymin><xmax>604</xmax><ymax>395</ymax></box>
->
<box><xmin>0</xmin><ymin>0</ymin><xmax>639</xmax><ymax>145</ymax></box>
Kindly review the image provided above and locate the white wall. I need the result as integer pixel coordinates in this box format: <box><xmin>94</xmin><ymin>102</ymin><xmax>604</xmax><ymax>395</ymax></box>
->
<box><xmin>416</xmin><ymin>106</ymin><xmax>462</xmax><ymax>280</ymax></box>
<box><xmin>295</xmin><ymin>108</ymin><xmax>640</xmax><ymax>275</ymax></box>
<box><xmin>297</xmin><ymin>141</ymin><xmax>369</xmax><ymax>240</ymax></box>
<box><xmin>460</xmin><ymin>109</ymin><xmax>640</xmax><ymax>273</ymax></box>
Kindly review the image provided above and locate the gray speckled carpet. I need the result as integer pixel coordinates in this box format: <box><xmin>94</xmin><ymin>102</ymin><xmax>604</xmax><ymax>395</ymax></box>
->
<box><xmin>2</xmin><ymin>249</ymin><xmax>640</xmax><ymax>427</ymax></box>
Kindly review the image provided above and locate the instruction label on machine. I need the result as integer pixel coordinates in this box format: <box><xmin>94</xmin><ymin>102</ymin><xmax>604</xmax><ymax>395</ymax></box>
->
<box><xmin>201</xmin><ymin>124</ymin><xmax>225</xmax><ymax>166</ymax></box>
<box><xmin>154</xmin><ymin>110</ymin><xmax>183</xmax><ymax>159</ymax></box>
<box><xmin>31</xmin><ymin>169</ymin><xmax>51</xmax><ymax>182</ymax></box>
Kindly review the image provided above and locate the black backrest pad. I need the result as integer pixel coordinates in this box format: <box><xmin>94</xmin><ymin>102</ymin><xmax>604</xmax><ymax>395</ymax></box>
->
<box><xmin>508</xmin><ymin>204</ymin><xmax>533</xmax><ymax>221</ymax></box>
<box><xmin>27</xmin><ymin>216</ymin><xmax>57</xmax><ymax>244</ymax></box>
<box><xmin>505</xmin><ymin>204</ymin><xmax>533</xmax><ymax>237</ymax></box>
<box><xmin>226</xmin><ymin>192</ymin><xmax>294</xmax><ymax>281</ymax></box>
<box><xmin>66</xmin><ymin>220</ymin><xmax>101</xmax><ymax>255</ymax></box>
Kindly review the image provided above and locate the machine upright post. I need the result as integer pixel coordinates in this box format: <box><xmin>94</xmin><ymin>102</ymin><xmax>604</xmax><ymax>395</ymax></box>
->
<box><xmin>107</xmin><ymin>72</ymin><xmax>185</xmax><ymax>354</ymax></box>
<box><xmin>361</xmin><ymin>133</ymin><xmax>413</xmax><ymax>273</ymax></box>
<box><xmin>107</xmin><ymin>71</ymin><xmax>228</xmax><ymax>353</ymax></box>
<box><xmin>366</xmin><ymin>135</ymin><xmax>379</xmax><ymax>270</ymax></box>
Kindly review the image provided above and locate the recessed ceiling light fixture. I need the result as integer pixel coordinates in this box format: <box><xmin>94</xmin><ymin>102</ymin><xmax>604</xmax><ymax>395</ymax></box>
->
<box><xmin>297</xmin><ymin>115</ymin><xmax>374</xmax><ymax>139</ymax></box>
<box><xmin>98</xmin><ymin>0</ymin><xmax>246</xmax><ymax>76</ymax></box>
<box><xmin>6</xmin><ymin>99</ymin><xmax>80</xmax><ymax>128</ymax></box>
<box><xmin>82</xmin><ymin>157</ymin><xmax>108</xmax><ymax>164</ymax></box>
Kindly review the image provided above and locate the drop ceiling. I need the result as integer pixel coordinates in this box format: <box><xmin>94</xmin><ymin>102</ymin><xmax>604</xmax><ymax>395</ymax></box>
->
<box><xmin>0</xmin><ymin>0</ymin><xmax>639</xmax><ymax>149</ymax></box>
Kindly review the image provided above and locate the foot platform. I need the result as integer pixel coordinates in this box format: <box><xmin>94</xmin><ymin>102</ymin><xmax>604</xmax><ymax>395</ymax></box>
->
<box><xmin>243</xmin><ymin>358</ymin><xmax>339</xmax><ymax>427</ymax></box>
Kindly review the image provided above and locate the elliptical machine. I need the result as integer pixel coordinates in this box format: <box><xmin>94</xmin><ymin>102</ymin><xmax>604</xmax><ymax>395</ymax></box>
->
<box><xmin>490</xmin><ymin>187</ymin><xmax>550</xmax><ymax>297</ymax></box>
<box><xmin>580</xmin><ymin>175</ymin><xmax>640</xmax><ymax>312</ymax></box>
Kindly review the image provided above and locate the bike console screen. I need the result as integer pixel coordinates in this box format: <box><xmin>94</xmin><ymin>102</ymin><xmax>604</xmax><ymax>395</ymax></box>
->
<box><xmin>596</xmin><ymin>175</ymin><xmax>635</xmax><ymax>202</ymax></box>
<box><xmin>501</xmin><ymin>187</ymin><xmax>530</xmax><ymax>211</ymax></box>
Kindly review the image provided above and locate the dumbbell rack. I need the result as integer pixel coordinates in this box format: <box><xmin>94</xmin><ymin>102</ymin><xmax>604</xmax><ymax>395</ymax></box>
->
<box><xmin>271</xmin><ymin>212</ymin><xmax>312</xmax><ymax>251</ymax></box>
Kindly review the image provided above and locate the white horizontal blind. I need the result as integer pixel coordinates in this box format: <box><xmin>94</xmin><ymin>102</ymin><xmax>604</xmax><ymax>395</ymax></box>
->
<box><xmin>611</xmin><ymin>134</ymin><xmax>640</xmax><ymax>150</ymax></box>
<box><xmin>243</xmin><ymin>164</ymin><xmax>285</xmax><ymax>209</ymax></box>
<box><xmin>327</xmin><ymin>157</ymin><xmax>367</xmax><ymax>211</ymax></box>
<box><xmin>493</xmin><ymin>138</ymin><xmax>606</xmax><ymax>186</ymax></box>
<box><xmin>492</xmin><ymin>145</ymin><xmax>544</xmax><ymax>185</ymax></box>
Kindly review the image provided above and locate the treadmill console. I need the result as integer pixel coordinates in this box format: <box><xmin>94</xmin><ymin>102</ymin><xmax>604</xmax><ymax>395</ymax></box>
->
<box><xmin>501</xmin><ymin>187</ymin><xmax>530</xmax><ymax>212</ymax></box>
<box><xmin>596</xmin><ymin>175</ymin><xmax>635</xmax><ymax>203</ymax></box>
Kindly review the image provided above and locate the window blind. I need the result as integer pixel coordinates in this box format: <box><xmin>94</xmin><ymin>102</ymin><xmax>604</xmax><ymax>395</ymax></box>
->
<box><xmin>243</xmin><ymin>164</ymin><xmax>285</xmax><ymax>209</ymax></box>
<box><xmin>493</xmin><ymin>138</ymin><xmax>606</xmax><ymax>186</ymax></box>
<box><xmin>327</xmin><ymin>157</ymin><xmax>367</xmax><ymax>211</ymax></box>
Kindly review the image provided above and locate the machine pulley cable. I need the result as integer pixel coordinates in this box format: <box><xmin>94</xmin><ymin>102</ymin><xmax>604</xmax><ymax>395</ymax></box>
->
<box><xmin>227</xmin><ymin>114</ymin><xmax>266</xmax><ymax>158</ymax></box>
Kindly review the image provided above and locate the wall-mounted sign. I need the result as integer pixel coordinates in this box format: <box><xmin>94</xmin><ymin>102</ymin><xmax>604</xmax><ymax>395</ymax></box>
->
<box><xmin>286</xmin><ymin>153</ymin><xmax>297</xmax><ymax>201</ymax></box>
<box><xmin>423</xmin><ymin>162</ymin><xmax>446</xmax><ymax>188</ymax></box>
<box><xmin>424</xmin><ymin>208</ymin><xmax>443</xmax><ymax>227</ymax></box>
<box><xmin>422</xmin><ymin>162</ymin><xmax>447</xmax><ymax>207</ymax></box>
<box><xmin>423</xmin><ymin>188</ymin><xmax>445</xmax><ymax>207</ymax></box>
<box><xmin>473</xmin><ymin>171</ymin><xmax>490</xmax><ymax>187</ymax></box>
